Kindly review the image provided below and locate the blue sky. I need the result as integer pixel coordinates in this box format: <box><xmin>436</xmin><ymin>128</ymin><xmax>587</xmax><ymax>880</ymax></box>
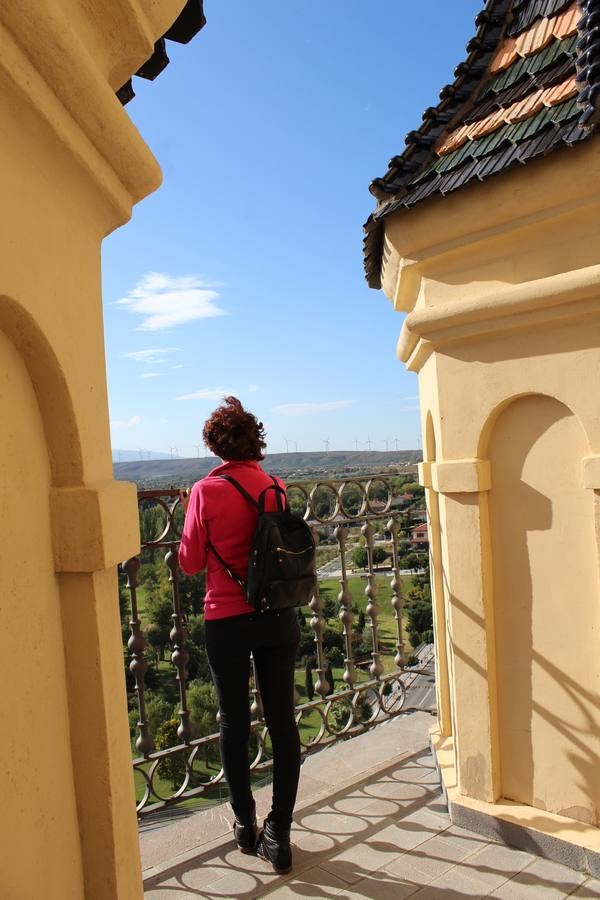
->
<box><xmin>103</xmin><ymin>0</ymin><xmax>482</xmax><ymax>458</ymax></box>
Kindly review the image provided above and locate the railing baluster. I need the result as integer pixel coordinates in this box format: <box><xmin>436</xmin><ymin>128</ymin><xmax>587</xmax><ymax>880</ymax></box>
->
<box><xmin>362</xmin><ymin>521</ymin><xmax>383</xmax><ymax>679</ymax></box>
<box><xmin>335</xmin><ymin>524</ymin><xmax>356</xmax><ymax>687</ymax></box>
<box><xmin>124</xmin><ymin>555</ymin><xmax>153</xmax><ymax>756</ymax></box>
<box><xmin>165</xmin><ymin>545</ymin><xmax>192</xmax><ymax>743</ymax></box>
<box><xmin>250</xmin><ymin>653</ymin><xmax>264</xmax><ymax>719</ymax></box>
<box><xmin>310</xmin><ymin>526</ymin><xmax>328</xmax><ymax>698</ymax></box>
<box><xmin>388</xmin><ymin>516</ymin><xmax>405</xmax><ymax>668</ymax></box>
<box><xmin>126</xmin><ymin>470</ymin><xmax>434</xmax><ymax>816</ymax></box>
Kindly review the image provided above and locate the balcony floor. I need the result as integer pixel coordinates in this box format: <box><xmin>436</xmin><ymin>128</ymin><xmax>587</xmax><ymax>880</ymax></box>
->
<box><xmin>142</xmin><ymin>713</ymin><xmax>600</xmax><ymax>899</ymax></box>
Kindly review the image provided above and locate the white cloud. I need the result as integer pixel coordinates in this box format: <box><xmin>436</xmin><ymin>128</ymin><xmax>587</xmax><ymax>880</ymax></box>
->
<box><xmin>116</xmin><ymin>273</ymin><xmax>226</xmax><ymax>331</ymax></box>
<box><xmin>176</xmin><ymin>387</ymin><xmax>236</xmax><ymax>401</ymax></box>
<box><xmin>272</xmin><ymin>400</ymin><xmax>354</xmax><ymax>417</ymax></box>
<box><xmin>125</xmin><ymin>347</ymin><xmax>181</xmax><ymax>364</ymax></box>
<box><xmin>172</xmin><ymin>364</ymin><xmax>186</xmax><ymax>370</ymax></box>
<box><xmin>110</xmin><ymin>415</ymin><xmax>141</xmax><ymax>429</ymax></box>
<box><xmin>138</xmin><ymin>373</ymin><xmax>160</xmax><ymax>379</ymax></box>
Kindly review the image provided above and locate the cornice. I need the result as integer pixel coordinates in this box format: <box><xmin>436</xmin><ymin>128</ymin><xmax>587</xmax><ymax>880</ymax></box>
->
<box><xmin>397</xmin><ymin>263</ymin><xmax>600</xmax><ymax>370</ymax></box>
<box><xmin>0</xmin><ymin>1</ymin><xmax>170</xmax><ymax>223</ymax></box>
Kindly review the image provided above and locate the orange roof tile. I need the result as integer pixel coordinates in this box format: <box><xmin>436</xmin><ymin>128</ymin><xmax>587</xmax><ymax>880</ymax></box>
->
<box><xmin>542</xmin><ymin>73</ymin><xmax>577</xmax><ymax>105</ymax></box>
<box><xmin>435</xmin><ymin>76</ymin><xmax>577</xmax><ymax>156</ymax></box>
<box><xmin>516</xmin><ymin>16</ymin><xmax>554</xmax><ymax>56</ymax></box>
<box><xmin>509</xmin><ymin>88</ymin><xmax>545</xmax><ymax>122</ymax></box>
<box><xmin>489</xmin><ymin>35</ymin><xmax>518</xmax><ymax>74</ymax></box>
<box><xmin>487</xmin><ymin>1</ymin><xmax>578</xmax><ymax>75</ymax></box>
<box><xmin>551</xmin><ymin>2</ymin><xmax>580</xmax><ymax>39</ymax></box>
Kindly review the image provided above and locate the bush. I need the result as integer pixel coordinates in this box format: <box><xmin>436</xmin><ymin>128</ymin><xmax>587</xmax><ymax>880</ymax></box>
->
<box><xmin>325</xmin><ymin>647</ymin><xmax>345</xmax><ymax>668</ymax></box>
<box><xmin>155</xmin><ymin>718</ymin><xmax>187</xmax><ymax>788</ymax></box>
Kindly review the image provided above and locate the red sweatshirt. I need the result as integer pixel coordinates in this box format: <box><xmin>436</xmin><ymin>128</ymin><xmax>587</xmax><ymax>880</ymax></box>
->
<box><xmin>178</xmin><ymin>459</ymin><xmax>286</xmax><ymax>619</ymax></box>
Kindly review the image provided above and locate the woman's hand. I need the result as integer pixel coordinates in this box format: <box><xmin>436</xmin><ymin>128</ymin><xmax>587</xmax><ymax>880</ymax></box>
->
<box><xmin>179</xmin><ymin>488</ymin><xmax>191</xmax><ymax>513</ymax></box>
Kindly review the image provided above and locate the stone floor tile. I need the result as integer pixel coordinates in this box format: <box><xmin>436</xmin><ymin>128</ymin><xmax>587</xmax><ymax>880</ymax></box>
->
<box><xmin>490</xmin><ymin>856</ymin><xmax>586</xmax><ymax>899</ymax></box>
<box><xmin>298</xmin><ymin>810</ymin><xmax>370</xmax><ymax>839</ymax></box>
<box><xmin>360</xmin><ymin>779</ymin><xmax>434</xmax><ymax>804</ymax></box>
<box><xmin>439</xmin><ymin>824</ymin><xmax>491</xmax><ymax>858</ymax></box>
<box><xmin>463</xmin><ymin>840</ymin><xmax>536</xmax><ymax>878</ymax></box>
<box><xmin>404</xmin><ymin>833</ymin><xmax>483</xmax><ymax>878</ymax></box>
<box><xmin>572</xmin><ymin>879</ymin><xmax>600</xmax><ymax>898</ymax></box>
<box><xmin>365</xmin><ymin>816</ymin><xmax>446</xmax><ymax>856</ymax></box>
<box><xmin>422</xmin><ymin>861</ymin><xmax>506</xmax><ymax>896</ymax></box>
<box><xmin>319</xmin><ymin>834</ymin><xmax>407</xmax><ymax>884</ymax></box>
<box><xmin>358</xmin><ymin>797</ymin><xmax>406</xmax><ymax>818</ymax></box>
<box><xmin>345</xmin><ymin>869</ymin><xmax>423</xmax><ymax>899</ymax></box>
<box><xmin>396</xmin><ymin>804</ymin><xmax>451</xmax><ymax>832</ymax></box>
<box><xmin>326</xmin><ymin>795</ymin><xmax>390</xmax><ymax>821</ymax></box>
<box><xmin>265</xmin><ymin>865</ymin><xmax>347</xmax><ymax>898</ymax></box>
<box><xmin>410</xmin><ymin>876</ymin><xmax>487</xmax><ymax>898</ymax></box>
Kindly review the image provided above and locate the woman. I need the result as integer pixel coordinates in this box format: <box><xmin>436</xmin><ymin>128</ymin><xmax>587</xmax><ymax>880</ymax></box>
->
<box><xmin>178</xmin><ymin>396</ymin><xmax>301</xmax><ymax>874</ymax></box>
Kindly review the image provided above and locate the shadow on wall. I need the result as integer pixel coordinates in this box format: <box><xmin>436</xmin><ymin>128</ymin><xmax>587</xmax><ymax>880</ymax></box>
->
<box><xmin>485</xmin><ymin>395</ymin><xmax>599</xmax><ymax>827</ymax></box>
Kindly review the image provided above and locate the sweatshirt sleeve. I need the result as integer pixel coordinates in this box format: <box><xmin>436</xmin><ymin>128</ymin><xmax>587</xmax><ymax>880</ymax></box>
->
<box><xmin>178</xmin><ymin>482</ymin><xmax>208</xmax><ymax>575</ymax></box>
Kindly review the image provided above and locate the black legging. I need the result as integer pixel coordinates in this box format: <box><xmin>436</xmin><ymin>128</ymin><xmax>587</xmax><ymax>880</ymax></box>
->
<box><xmin>205</xmin><ymin>607</ymin><xmax>301</xmax><ymax>828</ymax></box>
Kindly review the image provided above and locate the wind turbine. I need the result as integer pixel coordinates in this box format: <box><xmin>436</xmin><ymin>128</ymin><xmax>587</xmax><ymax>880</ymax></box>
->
<box><xmin>322</xmin><ymin>437</ymin><xmax>330</xmax><ymax>452</ymax></box>
<box><xmin>193</xmin><ymin>444</ymin><xmax>201</xmax><ymax>458</ymax></box>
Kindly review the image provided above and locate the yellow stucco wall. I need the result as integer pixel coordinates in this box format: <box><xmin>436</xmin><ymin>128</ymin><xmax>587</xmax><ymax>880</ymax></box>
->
<box><xmin>382</xmin><ymin>136</ymin><xmax>600</xmax><ymax>843</ymax></box>
<box><xmin>0</xmin><ymin>2</ymin><xmax>188</xmax><ymax>897</ymax></box>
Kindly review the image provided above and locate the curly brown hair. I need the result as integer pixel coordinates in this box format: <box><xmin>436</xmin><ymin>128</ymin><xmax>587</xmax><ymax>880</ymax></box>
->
<box><xmin>202</xmin><ymin>396</ymin><xmax>267</xmax><ymax>461</ymax></box>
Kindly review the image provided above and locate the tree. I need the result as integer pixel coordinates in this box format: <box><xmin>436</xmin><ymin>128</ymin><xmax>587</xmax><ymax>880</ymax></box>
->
<box><xmin>146</xmin><ymin>622</ymin><xmax>169</xmax><ymax>663</ymax></box>
<box><xmin>297</xmin><ymin>607</ymin><xmax>306</xmax><ymax>627</ymax></box>
<box><xmin>358</xmin><ymin>610</ymin><xmax>366</xmax><ymax>632</ymax></box>
<box><xmin>351</xmin><ymin>547</ymin><xmax>368</xmax><ymax>570</ymax></box>
<box><xmin>325</xmin><ymin>647</ymin><xmax>345</xmax><ymax>668</ymax></box>
<box><xmin>187</xmin><ymin>680</ymin><xmax>220</xmax><ymax>764</ymax></box>
<box><xmin>155</xmin><ymin>718</ymin><xmax>187</xmax><ymax>788</ymax></box>
<box><xmin>404</xmin><ymin>552</ymin><xmax>420</xmax><ymax>572</ymax></box>
<box><xmin>372</xmin><ymin>547</ymin><xmax>389</xmax><ymax>567</ymax></box>
<box><xmin>304</xmin><ymin>660</ymin><xmax>314</xmax><ymax>701</ymax></box>
<box><xmin>324</xmin><ymin>660</ymin><xmax>335</xmax><ymax>695</ymax></box>
<box><xmin>322</xmin><ymin>595</ymin><xmax>337</xmax><ymax>621</ymax></box>
<box><xmin>405</xmin><ymin>583</ymin><xmax>433</xmax><ymax>649</ymax></box>
<box><xmin>186</xmin><ymin>642</ymin><xmax>211</xmax><ymax>682</ymax></box>
<box><xmin>178</xmin><ymin>571</ymin><xmax>206</xmax><ymax>617</ymax></box>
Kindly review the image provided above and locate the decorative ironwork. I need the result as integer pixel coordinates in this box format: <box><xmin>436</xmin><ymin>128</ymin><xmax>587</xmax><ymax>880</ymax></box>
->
<box><xmin>120</xmin><ymin>473</ymin><xmax>434</xmax><ymax>816</ymax></box>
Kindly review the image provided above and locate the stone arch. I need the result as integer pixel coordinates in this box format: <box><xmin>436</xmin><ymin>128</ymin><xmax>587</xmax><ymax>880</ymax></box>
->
<box><xmin>481</xmin><ymin>393</ymin><xmax>600</xmax><ymax>825</ymax></box>
<box><xmin>0</xmin><ymin>296</ymin><xmax>85</xmax><ymax>893</ymax></box>
<box><xmin>0</xmin><ymin>294</ymin><xmax>83</xmax><ymax>487</ymax></box>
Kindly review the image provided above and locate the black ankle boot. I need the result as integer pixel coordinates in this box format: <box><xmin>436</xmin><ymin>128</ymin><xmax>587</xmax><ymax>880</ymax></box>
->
<box><xmin>256</xmin><ymin>818</ymin><xmax>292</xmax><ymax>874</ymax></box>
<box><xmin>233</xmin><ymin>809</ymin><xmax>258</xmax><ymax>853</ymax></box>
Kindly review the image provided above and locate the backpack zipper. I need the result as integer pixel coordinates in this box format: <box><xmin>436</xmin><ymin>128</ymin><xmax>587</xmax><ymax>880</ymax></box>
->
<box><xmin>274</xmin><ymin>545</ymin><xmax>313</xmax><ymax>555</ymax></box>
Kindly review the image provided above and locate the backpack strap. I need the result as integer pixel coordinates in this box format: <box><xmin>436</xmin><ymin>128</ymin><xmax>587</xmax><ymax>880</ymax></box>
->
<box><xmin>206</xmin><ymin>540</ymin><xmax>246</xmax><ymax>593</ymax></box>
<box><xmin>258</xmin><ymin>477</ymin><xmax>288</xmax><ymax>514</ymax></box>
<box><xmin>213</xmin><ymin>473</ymin><xmax>260</xmax><ymax>508</ymax></box>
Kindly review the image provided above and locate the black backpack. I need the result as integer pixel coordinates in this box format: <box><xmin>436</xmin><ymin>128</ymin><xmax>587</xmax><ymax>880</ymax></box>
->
<box><xmin>206</xmin><ymin>473</ymin><xmax>317</xmax><ymax>612</ymax></box>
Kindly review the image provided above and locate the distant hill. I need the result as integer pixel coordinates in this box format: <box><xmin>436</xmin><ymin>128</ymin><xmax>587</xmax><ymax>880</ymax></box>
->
<box><xmin>113</xmin><ymin>450</ymin><xmax>422</xmax><ymax>486</ymax></box>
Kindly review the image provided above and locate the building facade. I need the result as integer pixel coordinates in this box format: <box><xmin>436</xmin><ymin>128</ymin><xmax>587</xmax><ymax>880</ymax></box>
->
<box><xmin>365</xmin><ymin>0</ymin><xmax>600</xmax><ymax>874</ymax></box>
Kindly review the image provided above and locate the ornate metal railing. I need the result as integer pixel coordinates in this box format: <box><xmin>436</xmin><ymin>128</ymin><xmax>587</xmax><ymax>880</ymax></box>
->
<box><xmin>121</xmin><ymin>473</ymin><xmax>434</xmax><ymax>816</ymax></box>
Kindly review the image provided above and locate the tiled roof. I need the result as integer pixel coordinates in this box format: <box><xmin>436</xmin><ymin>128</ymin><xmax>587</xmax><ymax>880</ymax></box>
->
<box><xmin>116</xmin><ymin>0</ymin><xmax>206</xmax><ymax>105</ymax></box>
<box><xmin>364</xmin><ymin>0</ymin><xmax>600</xmax><ymax>289</ymax></box>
